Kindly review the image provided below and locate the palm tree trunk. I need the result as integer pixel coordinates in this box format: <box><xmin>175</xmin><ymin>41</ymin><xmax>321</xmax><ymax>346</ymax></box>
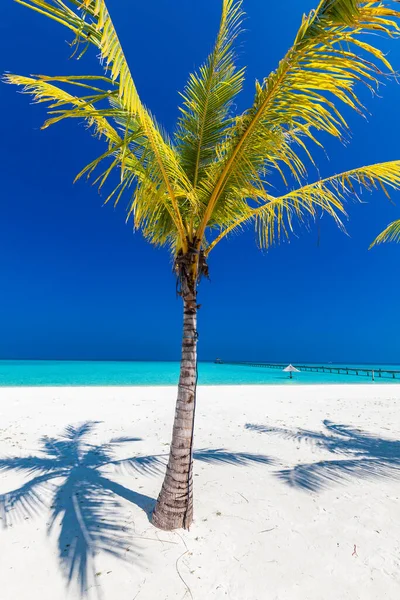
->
<box><xmin>152</xmin><ymin>288</ymin><xmax>198</xmax><ymax>531</ymax></box>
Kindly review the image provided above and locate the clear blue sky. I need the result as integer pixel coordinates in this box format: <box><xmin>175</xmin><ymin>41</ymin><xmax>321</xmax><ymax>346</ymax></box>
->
<box><xmin>1</xmin><ymin>0</ymin><xmax>400</xmax><ymax>363</ymax></box>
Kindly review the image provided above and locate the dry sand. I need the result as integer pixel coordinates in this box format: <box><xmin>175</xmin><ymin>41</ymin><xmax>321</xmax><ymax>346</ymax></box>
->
<box><xmin>1</xmin><ymin>384</ymin><xmax>400</xmax><ymax>600</ymax></box>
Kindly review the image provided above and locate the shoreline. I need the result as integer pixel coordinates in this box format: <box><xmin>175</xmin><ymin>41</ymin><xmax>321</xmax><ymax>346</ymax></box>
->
<box><xmin>1</xmin><ymin>381</ymin><xmax>400</xmax><ymax>389</ymax></box>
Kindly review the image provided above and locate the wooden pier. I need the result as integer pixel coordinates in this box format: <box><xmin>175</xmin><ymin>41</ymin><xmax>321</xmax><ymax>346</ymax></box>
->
<box><xmin>214</xmin><ymin>360</ymin><xmax>400</xmax><ymax>381</ymax></box>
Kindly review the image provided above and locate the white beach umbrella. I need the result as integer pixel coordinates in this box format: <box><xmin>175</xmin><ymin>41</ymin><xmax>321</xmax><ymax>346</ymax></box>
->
<box><xmin>283</xmin><ymin>364</ymin><xmax>300</xmax><ymax>379</ymax></box>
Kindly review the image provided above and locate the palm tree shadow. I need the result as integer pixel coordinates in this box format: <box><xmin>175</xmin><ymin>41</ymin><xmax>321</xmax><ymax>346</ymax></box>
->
<box><xmin>0</xmin><ymin>421</ymin><xmax>273</xmax><ymax>596</ymax></box>
<box><xmin>245</xmin><ymin>420</ymin><xmax>400</xmax><ymax>492</ymax></box>
<box><xmin>0</xmin><ymin>422</ymin><xmax>155</xmax><ymax>596</ymax></box>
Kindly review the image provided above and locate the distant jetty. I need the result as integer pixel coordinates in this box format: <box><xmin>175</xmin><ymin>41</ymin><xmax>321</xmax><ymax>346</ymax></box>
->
<box><xmin>214</xmin><ymin>360</ymin><xmax>400</xmax><ymax>381</ymax></box>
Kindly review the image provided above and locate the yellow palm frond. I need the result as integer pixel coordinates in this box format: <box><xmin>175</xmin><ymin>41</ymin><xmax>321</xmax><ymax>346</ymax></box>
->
<box><xmin>14</xmin><ymin>0</ymin><xmax>145</xmax><ymax>115</ymax></box>
<box><xmin>4</xmin><ymin>73</ymin><xmax>121</xmax><ymax>144</ymax></box>
<box><xmin>176</xmin><ymin>0</ymin><xmax>245</xmax><ymax>189</ymax></box>
<box><xmin>206</xmin><ymin>160</ymin><xmax>400</xmax><ymax>253</ymax></box>
<box><xmin>13</xmin><ymin>0</ymin><xmax>196</xmax><ymax>250</ymax></box>
<box><xmin>4</xmin><ymin>74</ymin><xmax>187</xmax><ymax>247</ymax></box>
<box><xmin>196</xmin><ymin>0</ymin><xmax>400</xmax><ymax>242</ymax></box>
<box><xmin>370</xmin><ymin>220</ymin><xmax>400</xmax><ymax>247</ymax></box>
<box><xmin>73</xmin><ymin>0</ymin><xmax>197</xmax><ymax>244</ymax></box>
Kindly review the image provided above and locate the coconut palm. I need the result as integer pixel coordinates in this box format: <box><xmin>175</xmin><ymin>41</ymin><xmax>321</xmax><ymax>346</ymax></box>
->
<box><xmin>5</xmin><ymin>0</ymin><xmax>400</xmax><ymax>530</ymax></box>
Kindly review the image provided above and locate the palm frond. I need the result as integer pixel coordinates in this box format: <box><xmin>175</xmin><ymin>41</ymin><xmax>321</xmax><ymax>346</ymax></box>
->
<box><xmin>196</xmin><ymin>0</ymin><xmax>400</xmax><ymax>241</ymax></box>
<box><xmin>13</xmin><ymin>0</ymin><xmax>147</xmax><ymax>116</ymax></box>
<box><xmin>370</xmin><ymin>219</ymin><xmax>400</xmax><ymax>247</ymax></box>
<box><xmin>4</xmin><ymin>74</ymin><xmax>189</xmax><ymax>247</ymax></box>
<box><xmin>69</xmin><ymin>0</ymin><xmax>196</xmax><ymax>246</ymax></box>
<box><xmin>206</xmin><ymin>160</ymin><xmax>400</xmax><ymax>252</ymax></box>
<box><xmin>10</xmin><ymin>0</ymin><xmax>197</xmax><ymax>250</ymax></box>
<box><xmin>4</xmin><ymin>74</ymin><xmax>115</xmax><ymax>132</ymax></box>
<box><xmin>176</xmin><ymin>0</ymin><xmax>245</xmax><ymax>190</ymax></box>
<box><xmin>3</xmin><ymin>74</ymin><xmax>142</xmax><ymax>180</ymax></box>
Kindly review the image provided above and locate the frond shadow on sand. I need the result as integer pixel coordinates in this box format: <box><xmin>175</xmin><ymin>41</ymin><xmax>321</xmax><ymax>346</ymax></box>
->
<box><xmin>246</xmin><ymin>420</ymin><xmax>400</xmax><ymax>492</ymax></box>
<box><xmin>0</xmin><ymin>421</ymin><xmax>273</xmax><ymax>596</ymax></box>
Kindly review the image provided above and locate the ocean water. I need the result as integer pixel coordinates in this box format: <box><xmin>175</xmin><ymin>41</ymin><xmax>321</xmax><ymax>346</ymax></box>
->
<box><xmin>0</xmin><ymin>360</ymin><xmax>399</xmax><ymax>386</ymax></box>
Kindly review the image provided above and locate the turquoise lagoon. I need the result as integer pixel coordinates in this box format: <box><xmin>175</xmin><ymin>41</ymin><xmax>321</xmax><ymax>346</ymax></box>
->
<box><xmin>0</xmin><ymin>360</ymin><xmax>399</xmax><ymax>386</ymax></box>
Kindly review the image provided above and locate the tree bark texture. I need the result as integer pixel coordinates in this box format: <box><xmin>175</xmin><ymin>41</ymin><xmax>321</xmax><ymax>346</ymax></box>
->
<box><xmin>152</xmin><ymin>289</ymin><xmax>198</xmax><ymax>530</ymax></box>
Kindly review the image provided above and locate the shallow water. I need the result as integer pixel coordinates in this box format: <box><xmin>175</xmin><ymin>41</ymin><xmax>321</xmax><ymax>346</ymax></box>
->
<box><xmin>0</xmin><ymin>360</ymin><xmax>399</xmax><ymax>386</ymax></box>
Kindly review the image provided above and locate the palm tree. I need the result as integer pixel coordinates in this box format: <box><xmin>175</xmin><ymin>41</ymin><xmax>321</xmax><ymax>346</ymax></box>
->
<box><xmin>5</xmin><ymin>0</ymin><xmax>400</xmax><ymax>530</ymax></box>
<box><xmin>0</xmin><ymin>421</ymin><xmax>272</xmax><ymax>593</ymax></box>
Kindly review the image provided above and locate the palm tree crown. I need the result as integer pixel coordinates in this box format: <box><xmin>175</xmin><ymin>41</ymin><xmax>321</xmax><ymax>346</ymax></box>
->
<box><xmin>5</xmin><ymin>0</ymin><xmax>400</xmax><ymax>272</ymax></box>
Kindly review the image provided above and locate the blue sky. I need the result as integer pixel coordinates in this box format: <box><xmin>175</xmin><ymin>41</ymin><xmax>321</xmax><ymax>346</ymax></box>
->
<box><xmin>1</xmin><ymin>0</ymin><xmax>400</xmax><ymax>363</ymax></box>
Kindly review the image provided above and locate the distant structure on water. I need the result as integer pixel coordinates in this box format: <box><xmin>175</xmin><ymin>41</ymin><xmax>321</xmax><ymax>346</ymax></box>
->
<box><xmin>214</xmin><ymin>360</ymin><xmax>400</xmax><ymax>381</ymax></box>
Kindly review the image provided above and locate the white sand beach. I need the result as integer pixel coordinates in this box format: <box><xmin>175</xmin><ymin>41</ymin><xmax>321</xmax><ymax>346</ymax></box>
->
<box><xmin>1</xmin><ymin>384</ymin><xmax>400</xmax><ymax>600</ymax></box>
